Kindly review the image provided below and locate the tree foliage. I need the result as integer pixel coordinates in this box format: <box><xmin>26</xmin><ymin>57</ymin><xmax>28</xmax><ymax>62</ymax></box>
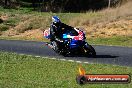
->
<box><xmin>0</xmin><ymin>0</ymin><xmax>126</xmax><ymax>12</ymax></box>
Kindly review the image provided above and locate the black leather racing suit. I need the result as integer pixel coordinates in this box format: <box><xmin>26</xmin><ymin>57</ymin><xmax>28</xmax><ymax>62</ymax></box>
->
<box><xmin>50</xmin><ymin>22</ymin><xmax>73</xmax><ymax>42</ymax></box>
<box><xmin>50</xmin><ymin>22</ymin><xmax>74</xmax><ymax>50</ymax></box>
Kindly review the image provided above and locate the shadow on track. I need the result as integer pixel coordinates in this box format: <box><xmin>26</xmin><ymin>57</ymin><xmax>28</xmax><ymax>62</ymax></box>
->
<box><xmin>94</xmin><ymin>55</ymin><xmax>118</xmax><ymax>58</ymax></box>
<box><xmin>64</xmin><ymin>54</ymin><xmax>118</xmax><ymax>58</ymax></box>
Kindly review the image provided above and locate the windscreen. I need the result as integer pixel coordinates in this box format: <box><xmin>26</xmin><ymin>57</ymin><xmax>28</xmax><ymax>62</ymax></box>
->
<box><xmin>63</xmin><ymin>28</ymin><xmax>78</xmax><ymax>36</ymax></box>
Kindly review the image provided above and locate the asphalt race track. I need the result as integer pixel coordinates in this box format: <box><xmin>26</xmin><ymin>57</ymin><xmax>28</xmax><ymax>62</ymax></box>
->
<box><xmin>0</xmin><ymin>40</ymin><xmax>132</xmax><ymax>66</ymax></box>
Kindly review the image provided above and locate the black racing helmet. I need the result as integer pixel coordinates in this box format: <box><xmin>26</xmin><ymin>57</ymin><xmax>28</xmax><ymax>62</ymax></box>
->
<box><xmin>52</xmin><ymin>16</ymin><xmax>61</xmax><ymax>26</ymax></box>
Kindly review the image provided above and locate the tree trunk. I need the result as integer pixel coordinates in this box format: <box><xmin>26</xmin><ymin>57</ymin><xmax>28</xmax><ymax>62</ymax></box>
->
<box><xmin>5</xmin><ymin>0</ymin><xmax>11</xmax><ymax>7</ymax></box>
<box><xmin>5</xmin><ymin>0</ymin><xmax>8</xmax><ymax>6</ymax></box>
<box><xmin>108</xmin><ymin>0</ymin><xmax>111</xmax><ymax>8</ymax></box>
<box><xmin>32</xmin><ymin>0</ymin><xmax>36</xmax><ymax>10</ymax></box>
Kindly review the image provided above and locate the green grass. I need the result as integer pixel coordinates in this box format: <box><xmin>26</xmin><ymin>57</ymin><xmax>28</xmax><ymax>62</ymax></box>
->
<box><xmin>88</xmin><ymin>36</ymin><xmax>132</xmax><ymax>47</ymax></box>
<box><xmin>0</xmin><ymin>51</ymin><xmax>132</xmax><ymax>88</ymax></box>
<box><xmin>0</xmin><ymin>36</ymin><xmax>49</xmax><ymax>42</ymax></box>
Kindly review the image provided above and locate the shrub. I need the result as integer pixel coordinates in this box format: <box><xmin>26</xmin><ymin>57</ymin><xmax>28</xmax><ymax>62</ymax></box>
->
<box><xmin>4</xmin><ymin>18</ymin><xmax>20</xmax><ymax>27</ymax></box>
<box><xmin>0</xmin><ymin>24</ymin><xmax>9</xmax><ymax>31</ymax></box>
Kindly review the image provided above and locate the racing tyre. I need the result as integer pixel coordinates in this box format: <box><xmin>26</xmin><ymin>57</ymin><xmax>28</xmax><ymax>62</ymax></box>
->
<box><xmin>52</xmin><ymin>41</ymin><xmax>59</xmax><ymax>53</ymax></box>
<box><xmin>61</xmin><ymin>50</ymin><xmax>71</xmax><ymax>57</ymax></box>
<box><xmin>52</xmin><ymin>41</ymin><xmax>69</xmax><ymax>56</ymax></box>
<box><xmin>60</xmin><ymin>43</ymin><xmax>71</xmax><ymax>57</ymax></box>
<box><xmin>85</xmin><ymin>44</ymin><xmax>96</xmax><ymax>57</ymax></box>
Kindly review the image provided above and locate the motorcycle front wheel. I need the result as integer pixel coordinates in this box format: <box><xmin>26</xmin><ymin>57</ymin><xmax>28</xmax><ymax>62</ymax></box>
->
<box><xmin>52</xmin><ymin>41</ymin><xmax>59</xmax><ymax>53</ymax></box>
<box><xmin>85</xmin><ymin>44</ymin><xmax>96</xmax><ymax>57</ymax></box>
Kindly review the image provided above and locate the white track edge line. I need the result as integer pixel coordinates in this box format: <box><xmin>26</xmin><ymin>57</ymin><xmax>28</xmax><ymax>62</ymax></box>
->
<box><xmin>18</xmin><ymin>54</ymin><xmax>89</xmax><ymax>64</ymax></box>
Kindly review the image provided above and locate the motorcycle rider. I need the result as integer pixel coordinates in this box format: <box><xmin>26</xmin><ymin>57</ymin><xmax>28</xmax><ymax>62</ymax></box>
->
<box><xmin>44</xmin><ymin>16</ymin><xmax>96</xmax><ymax>56</ymax></box>
<box><xmin>48</xmin><ymin>16</ymin><xmax>76</xmax><ymax>51</ymax></box>
<box><xmin>50</xmin><ymin>16</ymin><xmax>74</xmax><ymax>42</ymax></box>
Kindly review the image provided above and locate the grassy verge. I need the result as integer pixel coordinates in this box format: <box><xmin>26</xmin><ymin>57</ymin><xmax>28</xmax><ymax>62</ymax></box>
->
<box><xmin>0</xmin><ymin>36</ymin><xmax>49</xmax><ymax>42</ymax></box>
<box><xmin>88</xmin><ymin>36</ymin><xmax>132</xmax><ymax>47</ymax></box>
<box><xmin>0</xmin><ymin>51</ymin><xmax>132</xmax><ymax>88</ymax></box>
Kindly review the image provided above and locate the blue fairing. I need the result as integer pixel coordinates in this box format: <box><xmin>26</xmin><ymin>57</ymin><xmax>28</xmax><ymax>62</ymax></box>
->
<box><xmin>71</xmin><ymin>39</ymin><xmax>85</xmax><ymax>48</ymax></box>
<box><xmin>70</xmin><ymin>39</ymin><xmax>78</xmax><ymax>48</ymax></box>
<box><xmin>63</xmin><ymin>34</ymin><xmax>83</xmax><ymax>49</ymax></box>
<box><xmin>63</xmin><ymin>34</ymin><xmax>68</xmax><ymax>38</ymax></box>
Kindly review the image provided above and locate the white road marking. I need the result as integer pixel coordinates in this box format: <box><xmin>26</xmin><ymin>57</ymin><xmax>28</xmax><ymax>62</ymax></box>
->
<box><xmin>27</xmin><ymin>55</ymin><xmax>32</xmax><ymax>57</ymax></box>
<box><xmin>76</xmin><ymin>61</ymin><xmax>82</xmax><ymax>63</ymax></box>
<box><xmin>68</xmin><ymin>60</ymin><xmax>74</xmax><ymax>62</ymax></box>
<box><xmin>35</xmin><ymin>56</ymin><xmax>41</xmax><ymax>58</ymax></box>
<box><xmin>50</xmin><ymin>58</ymin><xmax>56</xmax><ymax>60</ymax></box>
<box><xmin>17</xmin><ymin>53</ymin><xmax>90</xmax><ymax>64</ymax></box>
<box><xmin>42</xmin><ymin>57</ymin><xmax>48</xmax><ymax>59</ymax></box>
<box><xmin>60</xmin><ymin>59</ymin><xmax>66</xmax><ymax>61</ymax></box>
<box><xmin>19</xmin><ymin>54</ymin><xmax>25</xmax><ymax>56</ymax></box>
<box><xmin>84</xmin><ymin>62</ymin><xmax>89</xmax><ymax>64</ymax></box>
